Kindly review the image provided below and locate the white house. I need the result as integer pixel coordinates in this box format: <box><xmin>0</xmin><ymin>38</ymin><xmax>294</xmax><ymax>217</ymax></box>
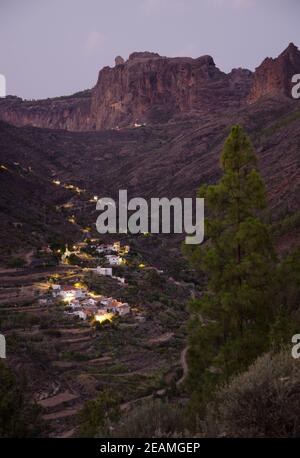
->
<box><xmin>100</xmin><ymin>297</ymin><xmax>113</xmax><ymax>307</ymax></box>
<box><xmin>74</xmin><ymin>289</ymin><xmax>86</xmax><ymax>299</ymax></box>
<box><xmin>51</xmin><ymin>284</ymin><xmax>61</xmax><ymax>297</ymax></box>
<box><xmin>105</xmin><ymin>299</ymin><xmax>130</xmax><ymax>316</ymax></box>
<box><xmin>116</xmin><ymin>303</ymin><xmax>130</xmax><ymax>316</ymax></box>
<box><xmin>105</xmin><ymin>254</ymin><xmax>122</xmax><ymax>266</ymax></box>
<box><xmin>68</xmin><ymin>300</ymin><xmax>81</xmax><ymax>310</ymax></box>
<box><xmin>59</xmin><ymin>286</ymin><xmax>86</xmax><ymax>301</ymax></box>
<box><xmin>52</xmin><ymin>284</ymin><xmax>61</xmax><ymax>291</ymax></box>
<box><xmin>81</xmin><ymin>297</ymin><xmax>97</xmax><ymax>307</ymax></box>
<box><xmin>59</xmin><ymin>286</ymin><xmax>77</xmax><ymax>301</ymax></box>
<box><xmin>96</xmin><ymin>266</ymin><xmax>113</xmax><ymax>277</ymax></box>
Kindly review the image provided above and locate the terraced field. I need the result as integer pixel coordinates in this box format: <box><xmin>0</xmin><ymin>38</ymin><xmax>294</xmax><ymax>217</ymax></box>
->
<box><xmin>0</xmin><ymin>255</ymin><xmax>189</xmax><ymax>437</ymax></box>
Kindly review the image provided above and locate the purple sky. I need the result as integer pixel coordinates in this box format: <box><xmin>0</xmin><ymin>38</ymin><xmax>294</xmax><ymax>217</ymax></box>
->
<box><xmin>0</xmin><ymin>0</ymin><xmax>299</xmax><ymax>100</ymax></box>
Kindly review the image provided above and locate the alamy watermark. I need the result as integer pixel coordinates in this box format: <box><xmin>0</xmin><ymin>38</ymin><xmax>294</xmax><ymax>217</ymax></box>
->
<box><xmin>0</xmin><ymin>74</ymin><xmax>6</xmax><ymax>98</ymax></box>
<box><xmin>0</xmin><ymin>333</ymin><xmax>6</xmax><ymax>359</ymax></box>
<box><xmin>95</xmin><ymin>190</ymin><xmax>204</xmax><ymax>244</ymax></box>
<box><xmin>292</xmin><ymin>334</ymin><xmax>300</xmax><ymax>359</ymax></box>
<box><xmin>292</xmin><ymin>74</ymin><xmax>300</xmax><ymax>99</ymax></box>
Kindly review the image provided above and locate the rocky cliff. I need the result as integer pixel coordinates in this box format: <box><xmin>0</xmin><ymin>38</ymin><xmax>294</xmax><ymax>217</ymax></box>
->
<box><xmin>0</xmin><ymin>90</ymin><xmax>92</xmax><ymax>131</ymax></box>
<box><xmin>248</xmin><ymin>43</ymin><xmax>300</xmax><ymax>102</ymax></box>
<box><xmin>89</xmin><ymin>52</ymin><xmax>253</xmax><ymax>129</ymax></box>
<box><xmin>0</xmin><ymin>44</ymin><xmax>299</xmax><ymax>131</ymax></box>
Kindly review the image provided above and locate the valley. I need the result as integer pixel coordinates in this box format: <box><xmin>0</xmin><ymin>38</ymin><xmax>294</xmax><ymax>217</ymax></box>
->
<box><xmin>0</xmin><ymin>42</ymin><xmax>300</xmax><ymax>438</ymax></box>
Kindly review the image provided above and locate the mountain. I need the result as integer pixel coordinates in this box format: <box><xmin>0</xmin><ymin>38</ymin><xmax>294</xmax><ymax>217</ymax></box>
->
<box><xmin>88</xmin><ymin>52</ymin><xmax>253</xmax><ymax>129</ymax></box>
<box><xmin>0</xmin><ymin>51</ymin><xmax>253</xmax><ymax>131</ymax></box>
<box><xmin>0</xmin><ymin>53</ymin><xmax>266</xmax><ymax>129</ymax></box>
<box><xmin>0</xmin><ymin>44</ymin><xmax>299</xmax><ymax>132</ymax></box>
<box><xmin>0</xmin><ymin>44</ymin><xmax>300</xmax><ymax>255</ymax></box>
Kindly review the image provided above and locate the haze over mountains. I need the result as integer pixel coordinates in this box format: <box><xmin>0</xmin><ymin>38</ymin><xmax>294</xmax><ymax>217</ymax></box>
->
<box><xmin>0</xmin><ymin>43</ymin><xmax>300</xmax><ymax>254</ymax></box>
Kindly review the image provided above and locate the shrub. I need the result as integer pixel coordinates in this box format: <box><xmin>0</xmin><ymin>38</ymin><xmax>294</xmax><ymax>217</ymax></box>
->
<box><xmin>206</xmin><ymin>350</ymin><xmax>300</xmax><ymax>437</ymax></box>
<box><xmin>106</xmin><ymin>399</ymin><xmax>189</xmax><ymax>438</ymax></box>
<box><xmin>0</xmin><ymin>362</ymin><xmax>42</xmax><ymax>437</ymax></box>
<box><xmin>78</xmin><ymin>391</ymin><xmax>120</xmax><ymax>437</ymax></box>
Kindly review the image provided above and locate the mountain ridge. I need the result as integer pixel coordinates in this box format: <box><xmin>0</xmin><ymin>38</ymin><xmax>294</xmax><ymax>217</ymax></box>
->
<box><xmin>0</xmin><ymin>43</ymin><xmax>299</xmax><ymax>131</ymax></box>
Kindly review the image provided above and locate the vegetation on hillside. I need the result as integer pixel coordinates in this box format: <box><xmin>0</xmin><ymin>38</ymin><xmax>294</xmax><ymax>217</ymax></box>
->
<box><xmin>0</xmin><ymin>362</ymin><xmax>42</xmax><ymax>437</ymax></box>
<box><xmin>183</xmin><ymin>125</ymin><xmax>300</xmax><ymax>427</ymax></box>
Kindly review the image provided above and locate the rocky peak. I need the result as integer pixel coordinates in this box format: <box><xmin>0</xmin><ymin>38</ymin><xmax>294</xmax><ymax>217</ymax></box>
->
<box><xmin>88</xmin><ymin>51</ymin><xmax>233</xmax><ymax>129</ymax></box>
<box><xmin>195</xmin><ymin>55</ymin><xmax>215</xmax><ymax>67</ymax></box>
<box><xmin>115</xmin><ymin>55</ymin><xmax>125</xmax><ymax>66</ymax></box>
<box><xmin>128</xmin><ymin>51</ymin><xmax>161</xmax><ymax>60</ymax></box>
<box><xmin>248</xmin><ymin>42</ymin><xmax>300</xmax><ymax>103</ymax></box>
<box><xmin>280</xmin><ymin>42</ymin><xmax>299</xmax><ymax>59</ymax></box>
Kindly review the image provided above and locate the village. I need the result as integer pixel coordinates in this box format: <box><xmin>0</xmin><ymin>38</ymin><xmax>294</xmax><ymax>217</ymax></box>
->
<box><xmin>0</xmin><ymin>171</ymin><xmax>196</xmax><ymax>439</ymax></box>
<box><xmin>38</xmin><ymin>240</ymin><xmax>133</xmax><ymax>324</ymax></box>
<box><xmin>0</xmin><ymin>228</ymin><xmax>194</xmax><ymax>438</ymax></box>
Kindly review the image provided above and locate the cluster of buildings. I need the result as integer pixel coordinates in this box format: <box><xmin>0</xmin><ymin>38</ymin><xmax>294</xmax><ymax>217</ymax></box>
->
<box><xmin>92</xmin><ymin>241</ymin><xmax>129</xmax><ymax>257</ymax></box>
<box><xmin>89</xmin><ymin>241</ymin><xmax>130</xmax><ymax>281</ymax></box>
<box><xmin>38</xmin><ymin>240</ymin><xmax>133</xmax><ymax>322</ymax></box>
<box><xmin>59</xmin><ymin>240</ymin><xmax>130</xmax><ymax>268</ymax></box>
<box><xmin>51</xmin><ymin>284</ymin><xmax>130</xmax><ymax>322</ymax></box>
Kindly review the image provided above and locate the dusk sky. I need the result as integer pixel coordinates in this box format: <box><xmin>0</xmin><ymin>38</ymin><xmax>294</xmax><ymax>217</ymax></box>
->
<box><xmin>0</xmin><ymin>0</ymin><xmax>299</xmax><ymax>99</ymax></box>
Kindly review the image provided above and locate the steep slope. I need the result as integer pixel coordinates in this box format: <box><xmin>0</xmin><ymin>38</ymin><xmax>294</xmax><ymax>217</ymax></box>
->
<box><xmin>0</xmin><ymin>122</ymin><xmax>82</xmax><ymax>256</ymax></box>
<box><xmin>1</xmin><ymin>95</ymin><xmax>299</xmax><ymax>255</ymax></box>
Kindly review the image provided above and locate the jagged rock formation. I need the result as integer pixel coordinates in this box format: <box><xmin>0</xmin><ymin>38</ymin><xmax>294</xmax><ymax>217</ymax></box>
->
<box><xmin>88</xmin><ymin>52</ymin><xmax>252</xmax><ymax>130</ymax></box>
<box><xmin>0</xmin><ymin>44</ymin><xmax>299</xmax><ymax>131</ymax></box>
<box><xmin>0</xmin><ymin>52</ymin><xmax>252</xmax><ymax>131</ymax></box>
<box><xmin>248</xmin><ymin>43</ymin><xmax>300</xmax><ymax>102</ymax></box>
<box><xmin>115</xmin><ymin>55</ymin><xmax>125</xmax><ymax>66</ymax></box>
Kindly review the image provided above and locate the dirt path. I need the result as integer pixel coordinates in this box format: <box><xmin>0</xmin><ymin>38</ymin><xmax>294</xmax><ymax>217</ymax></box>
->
<box><xmin>38</xmin><ymin>391</ymin><xmax>79</xmax><ymax>408</ymax></box>
<box><xmin>0</xmin><ymin>267</ymin><xmax>18</xmax><ymax>275</ymax></box>
<box><xmin>147</xmin><ymin>332</ymin><xmax>174</xmax><ymax>345</ymax></box>
<box><xmin>176</xmin><ymin>346</ymin><xmax>188</xmax><ymax>386</ymax></box>
<box><xmin>25</xmin><ymin>249</ymin><xmax>35</xmax><ymax>266</ymax></box>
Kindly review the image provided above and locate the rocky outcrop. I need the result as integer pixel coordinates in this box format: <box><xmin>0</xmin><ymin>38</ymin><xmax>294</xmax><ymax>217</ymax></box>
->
<box><xmin>0</xmin><ymin>91</ymin><xmax>92</xmax><ymax>131</ymax></box>
<box><xmin>89</xmin><ymin>52</ymin><xmax>246</xmax><ymax>129</ymax></box>
<box><xmin>0</xmin><ymin>44</ymin><xmax>299</xmax><ymax>131</ymax></box>
<box><xmin>0</xmin><ymin>52</ymin><xmax>253</xmax><ymax>131</ymax></box>
<box><xmin>248</xmin><ymin>43</ymin><xmax>300</xmax><ymax>103</ymax></box>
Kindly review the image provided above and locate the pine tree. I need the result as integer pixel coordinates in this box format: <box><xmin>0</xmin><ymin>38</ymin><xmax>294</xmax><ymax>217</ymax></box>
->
<box><xmin>185</xmin><ymin>125</ymin><xmax>276</xmax><ymax>402</ymax></box>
